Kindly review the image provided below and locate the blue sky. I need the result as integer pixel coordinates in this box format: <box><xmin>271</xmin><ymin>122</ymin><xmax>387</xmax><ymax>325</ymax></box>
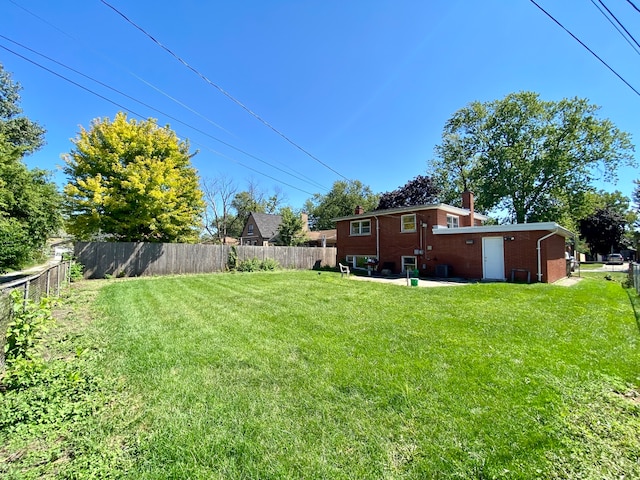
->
<box><xmin>3</xmin><ymin>0</ymin><xmax>640</xmax><ymax>211</ymax></box>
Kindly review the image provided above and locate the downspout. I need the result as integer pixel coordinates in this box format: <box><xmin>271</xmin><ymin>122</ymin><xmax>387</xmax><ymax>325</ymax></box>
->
<box><xmin>374</xmin><ymin>215</ymin><xmax>380</xmax><ymax>261</ymax></box>
<box><xmin>537</xmin><ymin>228</ymin><xmax>558</xmax><ymax>282</ymax></box>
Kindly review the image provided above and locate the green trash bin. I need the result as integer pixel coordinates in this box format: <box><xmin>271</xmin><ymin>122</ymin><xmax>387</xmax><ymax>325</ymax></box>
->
<box><xmin>410</xmin><ymin>278</ymin><xmax>418</xmax><ymax>287</ymax></box>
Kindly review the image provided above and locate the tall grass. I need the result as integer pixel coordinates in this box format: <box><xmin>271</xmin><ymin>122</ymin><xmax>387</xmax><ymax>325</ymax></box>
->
<box><xmin>89</xmin><ymin>272</ymin><xmax>639</xmax><ymax>479</ymax></box>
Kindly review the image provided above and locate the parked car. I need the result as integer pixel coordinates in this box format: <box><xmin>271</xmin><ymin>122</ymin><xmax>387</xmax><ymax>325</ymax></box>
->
<box><xmin>606</xmin><ymin>253</ymin><xmax>624</xmax><ymax>265</ymax></box>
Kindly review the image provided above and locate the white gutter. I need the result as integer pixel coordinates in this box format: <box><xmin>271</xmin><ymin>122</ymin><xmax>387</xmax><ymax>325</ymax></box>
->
<box><xmin>374</xmin><ymin>215</ymin><xmax>380</xmax><ymax>260</ymax></box>
<box><xmin>536</xmin><ymin>228</ymin><xmax>558</xmax><ymax>282</ymax></box>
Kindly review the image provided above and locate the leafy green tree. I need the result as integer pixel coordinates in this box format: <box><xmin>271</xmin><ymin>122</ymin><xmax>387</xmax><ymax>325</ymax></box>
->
<box><xmin>0</xmin><ymin>64</ymin><xmax>45</xmax><ymax>155</ymax></box>
<box><xmin>304</xmin><ymin>180</ymin><xmax>380</xmax><ymax>230</ymax></box>
<box><xmin>63</xmin><ymin>112</ymin><xmax>204</xmax><ymax>242</ymax></box>
<box><xmin>277</xmin><ymin>207</ymin><xmax>305</xmax><ymax>246</ymax></box>
<box><xmin>0</xmin><ymin>64</ymin><xmax>61</xmax><ymax>271</ymax></box>
<box><xmin>430</xmin><ymin>92</ymin><xmax>635</xmax><ymax>224</ymax></box>
<box><xmin>578</xmin><ymin>207</ymin><xmax>626</xmax><ymax>257</ymax></box>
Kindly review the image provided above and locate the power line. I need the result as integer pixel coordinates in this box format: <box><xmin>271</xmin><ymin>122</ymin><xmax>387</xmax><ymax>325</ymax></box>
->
<box><xmin>99</xmin><ymin>0</ymin><xmax>350</xmax><ymax>181</ymax></box>
<box><xmin>0</xmin><ymin>35</ymin><xmax>327</xmax><ymax>192</ymax></box>
<box><xmin>7</xmin><ymin>0</ymin><xmax>330</xmax><ymax>191</ymax></box>
<box><xmin>6</xmin><ymin>0</ymin><xmax>231</xmax><ymax>136</ymax></box>
<box><xmin>626</xmin><ymin>0</ymin><xmax>640</xmax><ymax>14</ymax></box>
<box><xmin>529</xmin><ymin>0</ymin><xmax>640</xmax><ymax>97</ymax></box>
<box><xmin>590</xmin><ymin>0</ymin><xmax>640</xmax><ymax>55</ymax></box>
<box><xmin>0</xmin><ymin>42</ymin><xmax>316</xmax><ymax>196</ymax></box>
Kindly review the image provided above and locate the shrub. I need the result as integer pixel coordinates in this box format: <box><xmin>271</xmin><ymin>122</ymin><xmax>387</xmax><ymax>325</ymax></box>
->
<box><xmin>69</xmin><ymin>260</ymin><xmax>84</xmax><ymax>282</ymax></box>
<box><xmin>2</xmin><ymin>292</ymin><xmax>54</xmax><ymax>390</ymax></box>
<box><xmin>260</xmin><ymin>258</ymin><xmax>280</xmax><ymax>271</ymax></box>
<box><xmin>237</xmin><ymin>257</ymin><xmax>261</xmax><ymax>272</ymax></box>
<box><xmin>227</xmin><ymin>245</ymin><xmax>239</xmax><ymax>271</ymax></box>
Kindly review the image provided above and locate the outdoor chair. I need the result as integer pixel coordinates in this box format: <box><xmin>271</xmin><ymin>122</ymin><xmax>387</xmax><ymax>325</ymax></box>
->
<box><xmin>339</xmin><ymin>263</ymin><xmax>350</xmax><ymax>278</ymax></box>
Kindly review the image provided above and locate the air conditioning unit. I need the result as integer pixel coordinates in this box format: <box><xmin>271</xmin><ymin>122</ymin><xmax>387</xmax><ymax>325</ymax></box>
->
<box><xmin>436</xmin><ymin>264</ymin><xmax>450</xmax><ymax>278</ymax></box>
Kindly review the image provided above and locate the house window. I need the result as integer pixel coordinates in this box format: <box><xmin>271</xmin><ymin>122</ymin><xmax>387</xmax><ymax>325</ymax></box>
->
<box><xmin>402</xmin><ymin>256</ymin><xmax>417</xmax><ymax>272</ymax></box>
<box><xmin>248</xmin><ymin>224</ymin><xmax>254</xmax><ymax>235</ymax></box>
<box><xmin>401</xmin><ymin>214</ymin><xmax>416</xmax><ymax>232</ymax></box>
<box><xmin>350</xmin><ymin>219</ymin><xmax>371</xmax><ymax>236</ymax></box>
<box><xmin>346</xmin><ymin>255</ymin><xmax>377</xmax><ymax>270</ymax></box>
<box><xmin>447</xmin><ymin>215</ymin><xmax>459</xmax><ymax>229</ymax></box>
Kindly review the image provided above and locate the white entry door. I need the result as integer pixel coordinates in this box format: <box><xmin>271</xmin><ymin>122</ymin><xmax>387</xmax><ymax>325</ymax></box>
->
<box><xmin>482</xmin><ymin>237</ymin><xmax>505</xmax><ymax>281</ymax></box>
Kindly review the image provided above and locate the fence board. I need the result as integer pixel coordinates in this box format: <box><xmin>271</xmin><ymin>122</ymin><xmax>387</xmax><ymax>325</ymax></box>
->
<box><xmin>75</xmin><ymin>242</ymin><xmax>337</xmax><ymax>279</ymax></box>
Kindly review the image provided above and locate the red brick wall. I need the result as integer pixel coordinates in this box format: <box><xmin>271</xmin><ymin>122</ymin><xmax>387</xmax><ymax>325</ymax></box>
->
<box><xmin>336</xmin><ymin>213</ymin><xmax>568</xmax><ymax>283</ymax></box>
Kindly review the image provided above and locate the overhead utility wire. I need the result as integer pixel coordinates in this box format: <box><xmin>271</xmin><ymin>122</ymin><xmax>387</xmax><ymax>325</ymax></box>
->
<box><xmin>0</xmin><ymin>42</ymin><xmax>316</xmax><ymax>197</ymax></box>
<box><xmin>590</xmin><ymin>0</ymin><xmax>640</xmax><ymax>55</ymax></box>
<box><xmin>626</xmin><ymin>0</ymin><xmax>640</xmax><ymax>14</ymax></box>
<box><xmin>9</xmin><ymin>0</ymin><xmax>328</xmax><ymax>191</ymax></box>
<box><xmin>529</xmin><ymin>0</ymin><xmax>640</xmax><ymax>97</ymax></box>
<box><xmin>99</xmin><ymin>0</ymin><xmax>349</xmax><ymax>181</ymax></box>
<box><xmin>0</xmin><ymin>35</ymin><xmax>326</xmax><ymax>192</ymax></box>
<box><xmin>593</xmin><ymin>0</ymin><xmax>640</xmax><ymax>53</ymax></box>
<box><xmin>7</xmin><ymin>0</ymin><xmax>232</xmax><ymax>137</ymax></box>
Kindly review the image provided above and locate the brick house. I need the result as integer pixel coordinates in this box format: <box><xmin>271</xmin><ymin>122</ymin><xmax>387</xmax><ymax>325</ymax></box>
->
<box><xmin>240</xmin><ymin>212</ymin><xmax>337</xmax><ymax>247</ymax></box>
<box><xmin>333</xmin><ymin>192</ymin><xmax>575</xmax><ymax>283</ymax></box>
<box><xmin>240</xmin><ymin>212</ymin><xmax>282</xmax><ymax>246</ymax></box>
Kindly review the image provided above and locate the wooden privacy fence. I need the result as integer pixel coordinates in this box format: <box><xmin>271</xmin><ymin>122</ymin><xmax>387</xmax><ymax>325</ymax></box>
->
<box><xmin>0</xmin><ymin>260</ymin><xmax>71</xmax><ymax>372</ymax></box>
<box><xmin>75</xmin><ymin>242</ymin><xmax>337</xmax><ymax>279</ymax></box>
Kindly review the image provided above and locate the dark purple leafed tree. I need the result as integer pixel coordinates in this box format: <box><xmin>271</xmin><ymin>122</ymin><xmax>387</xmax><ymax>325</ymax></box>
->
<box><xmin>376</xmin><ymin>175</ymin><xmax>440</xmax><ymax>210</ymax></box>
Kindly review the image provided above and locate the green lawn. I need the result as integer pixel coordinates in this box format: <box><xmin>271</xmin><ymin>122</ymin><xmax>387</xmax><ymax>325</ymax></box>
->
<box><xmin>3</xmin><ymin>271</ymin><xmax>640</xmax><ymax>478</ymax></box>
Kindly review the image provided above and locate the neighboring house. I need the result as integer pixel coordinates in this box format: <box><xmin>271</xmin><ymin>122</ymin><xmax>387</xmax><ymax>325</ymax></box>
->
<box><xmin>334</xmin><ymin>192</ymin><xmax>575</xmax><ymax>283</ymax></box>
<box><xmin>240</xmin><ymin>212</ymin><xmax>337</xmax><ymax>247</ymax></box>
<box><xmin>303</xmin><ymin>229</ymin><xmax>337</xmax><ymax>248</ymax></box>
<box><xmin>240</xmin><ymin>212</ymin><xmax>282</xmax><ymax>245</ymax></box>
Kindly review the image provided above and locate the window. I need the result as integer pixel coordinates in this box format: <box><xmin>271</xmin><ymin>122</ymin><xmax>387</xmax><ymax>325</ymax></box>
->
<box><xmin>447</xmin><ymin>215</ymin><xmax>459</xmax><ymax>229</ymax></box>
<box><xmin>402</xmin><ymin>256</ymin><xmax>417</xmax><ymax>272</ymax></box>
<box><xmin>248</xmin><ymin>224</ymin><xmax>254</xmax><ymax>235</ymax></box>
<box><xmin>346</xmin><ymin>255</ymin><xmax>377</xmax><ymax>270</ymax></box>
<box><xmin>401</xmin><ymin>214</ymin><xmax>416</xmax><ymax>232</ymax></box>
<box><xmin>350</xmin><ymin>219</ymin><xmax>371</xmax><ymax>236</ymax></box>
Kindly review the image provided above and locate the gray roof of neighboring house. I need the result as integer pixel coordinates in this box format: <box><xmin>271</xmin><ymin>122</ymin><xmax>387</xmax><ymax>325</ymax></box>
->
<box><xmin>251</xmin><ymin>212</ymin><xmax>282</xmax><ymax>240</ymax></box>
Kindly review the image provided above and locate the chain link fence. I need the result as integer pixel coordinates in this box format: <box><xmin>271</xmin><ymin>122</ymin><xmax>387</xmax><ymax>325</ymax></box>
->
<box><xmin>0</xmin><ymin>260</ymin><xmax>71</xmax><ymax>372</ymax></box>
<box><xmin>631</xmin><ymin>263</ymin><xmax>640</xmax><ymax>296</ymax></box>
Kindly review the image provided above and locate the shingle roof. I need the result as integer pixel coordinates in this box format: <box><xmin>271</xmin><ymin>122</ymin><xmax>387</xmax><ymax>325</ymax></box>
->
<box><xmin>251</xmin><ymin>212</ymin><xmax>282</xmax><ymax>240</ymax></box>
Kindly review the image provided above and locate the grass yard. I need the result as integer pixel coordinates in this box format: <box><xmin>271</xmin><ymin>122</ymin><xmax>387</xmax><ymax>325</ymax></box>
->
<box><xmin>3</xmin><ymin>271</ymin><xmax>640</xmax><ymax>478</ymax></box>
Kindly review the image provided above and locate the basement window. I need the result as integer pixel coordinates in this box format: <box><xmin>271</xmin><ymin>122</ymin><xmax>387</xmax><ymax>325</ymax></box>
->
<box><xmin>402</xmin><ymin>256</ymin><xmax>417</xmax><ymax>272</ymax></box>
<box><xmin>346</xmin><ymin>255</ymin><xmax>377</xmax><ymax>270</ymax></box>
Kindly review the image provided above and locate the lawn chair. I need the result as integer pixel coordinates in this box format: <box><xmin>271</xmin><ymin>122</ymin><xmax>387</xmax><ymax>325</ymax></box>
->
<box><xmin>339</xmin><ymin>263</ymin><xmax>350</xmax><ymax>278</ymax></box>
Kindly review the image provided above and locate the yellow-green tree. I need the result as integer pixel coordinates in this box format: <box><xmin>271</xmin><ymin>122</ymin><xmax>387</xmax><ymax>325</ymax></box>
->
<box><xmin>63</xmin><ymin>113</ymin><xmax>204</xmax><ymax>242</ymax></box>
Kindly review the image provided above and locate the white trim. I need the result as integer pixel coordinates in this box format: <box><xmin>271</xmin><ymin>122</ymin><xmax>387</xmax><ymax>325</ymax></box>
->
<box><xmin>432</xmin><ymin>222</ymin><xmax>574</xmax><ymax>238</ymax></box>
<box><xmin>401</xmin><ymin>255</ymin><xmax>417</xmax><ymax>272</ymax></box>
<box><xmin>350</xmin><ymin>219</ymin><xmax>371</xmax><ymax>236</ymax></box>
<box><xmin>401</xmin><ymin>213</ymin><xmax>417</xmax><ymax>232</ymax></box>
<box><xmin>333</xmin><ymin>204</ymin><xmax>489</xmax><ymax>222</ymax></box>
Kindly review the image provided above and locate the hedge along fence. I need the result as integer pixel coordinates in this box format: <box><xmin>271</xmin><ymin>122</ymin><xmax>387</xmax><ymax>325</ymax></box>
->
<box><xmin>0</xmin><ymin>260</ymin><xmax>71</xmax><ymax>372</ymax></box>
<box><xmin>74</xmin><ymin>242</ymin><xmax>337</xmax><ymax>279</ymax></box>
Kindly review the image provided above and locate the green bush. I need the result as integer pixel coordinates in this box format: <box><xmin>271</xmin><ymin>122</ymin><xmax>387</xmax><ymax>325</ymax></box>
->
<box><xmin>260</xmin><ymin>258</ymin><xmax>280</xmax><ymax>271</ymax></box>
<box><xmin>69</xmin><ymin>260</ymin><xmax>84</xmax><ymax>282</ymax></box>
<box><xmin>4</xmin><ymin>291</ymin><xmax>53</xmax><ymax>368</ymax></box>
<box><xmin>237</xmin><ymin>257</ymin><xmax>261</xmax><ymax>272</ymax></box>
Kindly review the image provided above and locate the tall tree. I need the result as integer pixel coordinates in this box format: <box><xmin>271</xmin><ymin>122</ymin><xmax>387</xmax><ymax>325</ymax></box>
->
<box><xmin>63</xmin><ymin>112</ymin><xmax>204</xmax><ymax>242</ymax></box>
<box><xmin>0</xmin><ymin>64</ymin><xmax>61</xmax><ymax>271</ymax></box>
<box><xmin>430</xmin><ymin>92</ymin><xmax>635</xmax><ymax>224</ymax></box>
<box><xmin>277</xmin><ymin>207</ymin><xmax>305</xmax><ymax>246</ymax></box>
<box><xmin>578</xmin><ymin>207</ymin><xmax>626</xmax><ymax>257</ymax></box>
<box><xmin>202</xmin><ymin>175</ymin><xmax>238</xmax><ymax>243</ymax></box>
<box><xmin>376</xmin><ymin>175</ymin><xmax>440</xmax><ymax>210</ymax></box>
<box><xmin>304</xmin><ymin>180</ymin><xmax>380</xmax><ymax>230</ymax></box>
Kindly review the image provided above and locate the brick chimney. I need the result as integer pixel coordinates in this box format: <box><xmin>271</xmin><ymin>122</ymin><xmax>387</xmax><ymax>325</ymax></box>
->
<box><xmin>354</xmin><ymin>205</ymin><xmax>364</xmax><ymax>215</ymax></box>
<box><xmin>300</xmin><ymin>212</ymin><xmax>309</xmax><ymax>232</ymax></box>
<box><xmin>462</xmin><ymin>191</ymin><xmax>475</xmax><ymax>227</ymax></box>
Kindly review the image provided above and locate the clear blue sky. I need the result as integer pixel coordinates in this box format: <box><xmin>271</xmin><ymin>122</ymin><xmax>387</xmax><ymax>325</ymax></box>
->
<box><xmin>3</xmin><ymin>0</ymin><xmax>640</xmax><ymax>212</ymax></box>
